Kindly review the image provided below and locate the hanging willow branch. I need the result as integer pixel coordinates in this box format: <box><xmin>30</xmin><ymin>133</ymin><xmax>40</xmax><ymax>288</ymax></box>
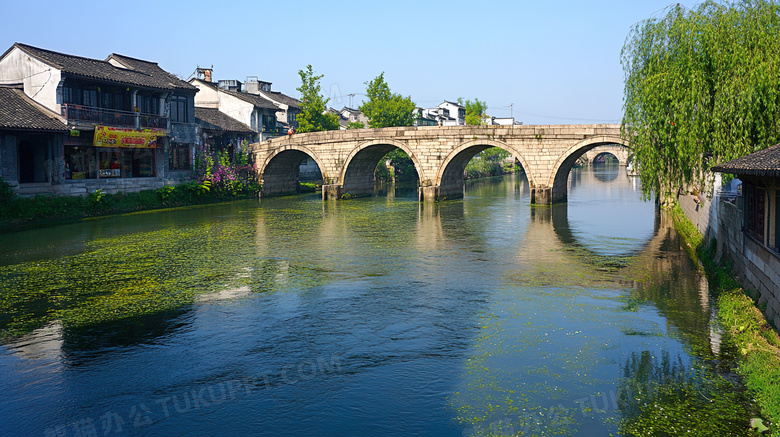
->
<box><xmin>621</xmin><ymin>0</ymin><xmax>780</xmax><ymax>203</ymax></box>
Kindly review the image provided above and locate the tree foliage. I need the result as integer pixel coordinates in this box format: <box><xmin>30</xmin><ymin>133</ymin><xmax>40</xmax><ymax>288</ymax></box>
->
<box><xmin>621</xmin><ymin>0</ymin><xmax>780</xmax><ymax>204</ymax></box>
<box><xmin>458</xmin><ymin>97</ymin><xmax>488</xmax><ymax>125</ymax></box>
<box><xmin>295</xmin><ymin>65</ymin><xmax>340</xmax><ymax>133</ymax></box>
<box><xmin>359</xmin><ymin>72</ymin><xmax>416</xmax><ymax>128</ymax></box>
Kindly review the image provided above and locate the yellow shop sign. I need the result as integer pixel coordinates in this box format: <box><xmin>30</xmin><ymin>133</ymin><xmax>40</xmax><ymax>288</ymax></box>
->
<box><xmin>93</xmin><ymin>126</ymin><xmax>164</xmax><ymax>148</ymax></box>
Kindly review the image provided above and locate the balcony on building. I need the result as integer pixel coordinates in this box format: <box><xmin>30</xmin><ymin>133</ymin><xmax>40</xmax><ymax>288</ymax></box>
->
<box><xmin>60</xmin><ymin>80</ymin><xmax>169</xmax><ymax>131</ymax></box>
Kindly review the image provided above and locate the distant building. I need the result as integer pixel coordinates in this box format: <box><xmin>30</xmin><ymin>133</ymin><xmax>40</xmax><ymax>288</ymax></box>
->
<box><xmin>194</xmin><ymin>107</ymin><xmax>256</xmax><ymax>156</ymax></box>
<box><xmin>437</xmin><ymin>100</ymin><xmax>465</xmax><ymax>125</ymax></box>
<box><xmin>412</xmin><ymin>107</ymin><xmax>437</xmax><ymax>126</ymax></box>
<box><xmin>327</xmin><ymin>107</ymin><xmax>369</xmax><ymax>129</ymax></box>
<box><xmin>244</xmin><ymin>76</ymin><xmax>301</xmax><ymax>131</ymax></box>
<box><xmin>338</xmin><ymin>107</ymin><xmax>369</xmax><ymax>128</ymax></box>
<box><xmin>488</xmin><ymin>117</ymin><xmax>522</xmax><ymax>126</ymax></box>
<box><xmin>0</xmin><ymin>43</ymin><xmax>198</xmax><ymax>196</ymax></box>
<box><xmin>190</xmin><ymin>77</ymin><xmax>281</xmax><ymax>140</ymax></box>
<box><xmin>418</xmin><ymin>100</ymin><xmax>466</xmax><ymax>126</ymax></box>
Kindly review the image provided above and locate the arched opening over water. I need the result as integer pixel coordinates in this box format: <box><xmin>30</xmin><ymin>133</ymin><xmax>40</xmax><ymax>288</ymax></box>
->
<box><xmin>590</xmin><ymin>153</ymin><xmax>622</xmax><ymax>183</ymax></box>
<box><xmin>341</xmin><ymin>141</ymin><xmax>421</xmax><ymax>198</ymax></box>
<box><xmin>260</xmin><ymin>147</ymin><xmax>326</xmax><ymax>197</ymax></box>
<box><xmin>437</xmin><ymin>140</ymin><xmax>529</xmax><ymax>200</ymax></box>
<box><xmin>593</xmin><ymin>152</ymin><xmax>620</xmax><ymax>165</ymax></box>
<box><xmin>549</xmin><ymin>138</ymin><xmax>630</xmax><ymax>203</ymax></box>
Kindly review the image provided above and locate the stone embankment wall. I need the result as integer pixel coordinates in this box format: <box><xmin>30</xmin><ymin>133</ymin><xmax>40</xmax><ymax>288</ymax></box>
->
<box><xmin>679</xmin><ymin>189</ymin><xmax>780</xmax><ymax>329</ymax></box>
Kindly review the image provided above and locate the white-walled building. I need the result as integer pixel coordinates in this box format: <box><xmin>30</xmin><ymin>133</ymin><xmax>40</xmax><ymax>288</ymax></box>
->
<box><xmin>244</xmin><ymin>76</ymin><xmax>300</xmax><ymax>131</ymax></box>
<box><xmin>190</xmin><ymin>78</ymin><xmax>280</xmax><ymax>140</ymax></box>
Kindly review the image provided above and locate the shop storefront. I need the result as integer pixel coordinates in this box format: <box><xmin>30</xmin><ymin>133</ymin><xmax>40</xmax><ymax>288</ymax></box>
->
<box><xmin>64</xmin><ymin>126</ymin><xmax>163</xmax><ymax>180</ymax></box>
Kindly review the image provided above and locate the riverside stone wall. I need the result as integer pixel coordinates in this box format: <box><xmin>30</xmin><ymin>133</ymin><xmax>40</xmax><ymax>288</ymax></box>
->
<box><xmin>680</xmin><ymin>188</ymin><xmax>780</xmax><ymax>329</ymax></box>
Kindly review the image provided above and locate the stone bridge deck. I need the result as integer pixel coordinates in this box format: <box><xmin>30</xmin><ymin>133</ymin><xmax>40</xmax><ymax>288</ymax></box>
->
<box><xmin>249</xmin><ymin>124</ymin><xmax>627</xmax><ymax>204</ymax></box>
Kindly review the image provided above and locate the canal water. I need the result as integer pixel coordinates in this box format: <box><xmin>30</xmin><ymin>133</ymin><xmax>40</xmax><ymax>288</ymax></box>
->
<box><xmin>0</xmin><ymin>166</ymin><xmax>752</xmax><ymax>436</ymax></box>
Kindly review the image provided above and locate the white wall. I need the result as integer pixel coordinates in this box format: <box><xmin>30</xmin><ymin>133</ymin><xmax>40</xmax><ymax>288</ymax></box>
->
<box><xmin>191</xmin><ymin>79</ymin><xmax>219</xmax><ymax>109</ymax></box>
<box><xmin>0</xmin><ymin>47</ymin><xmax>63</xmax><ymax>113</ymax></box>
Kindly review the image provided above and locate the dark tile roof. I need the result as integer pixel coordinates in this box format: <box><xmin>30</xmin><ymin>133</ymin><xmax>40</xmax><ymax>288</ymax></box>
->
<box><xmin>221</xmin><ymin>87</ymin><xmax>280</xmax><ymax>111</ymax></box>
<box><xmin>711</xmin><ymin>143</ymin><xmax>780</xmax><ymax>177</ymax></box>
<box><xmin>195</xmin><ymin>107</ymin><xmax>254</xmax><ymax>134</ymax></box>
<box><xmin>0</xmin><ymin>86</ymin><xmax>68</xmax><ymax>132</ymax></box>
<box><xmin>261</xmin><ymin>90</ymin><xmax>300</xmax><ymax>109</ymax></box>
<box><xmin>107</xmin><ymin>54</ymin><xmax>197</xmax><ymax>91</ymax></box>
<box><xmin>5</xmin><ymin>43</ymin><xmax>189</xmax><ymax>91</ymax></box>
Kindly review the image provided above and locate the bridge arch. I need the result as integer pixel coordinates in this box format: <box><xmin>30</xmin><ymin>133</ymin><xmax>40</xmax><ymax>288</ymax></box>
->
<box><xmin>340</xmin><ymin>139</ymin><xmax>425</xmax><ymax>198</ymax></box>
<box><xmin>259</xmin><ymin>145</ymin><xmax>328</xmax><ymax>197</ymax></box>
<box><xmin>547</xmin><ymin>135</ymin><xmax>630</xmax><ymax>203</ymax></box>
<box><xmin>435</xmin><ymin>139</ymin><xmax>532</xmax><ymax>200</ymax></box>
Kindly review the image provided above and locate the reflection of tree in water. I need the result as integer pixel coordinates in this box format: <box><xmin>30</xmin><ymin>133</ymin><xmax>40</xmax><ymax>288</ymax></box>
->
<box><xmin>617</xmin><ymin>350</ymin><xmax>751</xmax><ymax>437</ymax></box>
<box><xmin>624</xmin><ymin>210</ymin><xmax>715</xmax><ymax>357</ymax></box>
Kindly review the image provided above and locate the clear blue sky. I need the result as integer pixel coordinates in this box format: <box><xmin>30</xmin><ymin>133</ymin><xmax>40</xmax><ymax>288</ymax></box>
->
<box><xmin>1</xmin><ymin>0</ymin><xmax>700</xmax><ymax>125</ymax></box>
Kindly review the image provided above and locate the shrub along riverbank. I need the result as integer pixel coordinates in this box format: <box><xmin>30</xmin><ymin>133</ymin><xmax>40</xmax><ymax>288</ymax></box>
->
<box><xmin>0</xmin><ymin>143</ymin><xmax>262</xmax><ymax>232</ymax></box>
<box><xmin>0</xmin><ymin>179</ymin><xmax>260</xmax><ymax>232</ymax></box>
<box><xmin>672</xmin><ymin>204</ymin><xmax>780</xmax><ymax>435</ymax></box>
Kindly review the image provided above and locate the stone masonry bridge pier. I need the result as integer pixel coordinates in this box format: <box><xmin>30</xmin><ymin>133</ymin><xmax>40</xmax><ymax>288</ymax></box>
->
<box><xmin>248</xmin><ymin>124</ymin><xmax>627</xmax><ymax>204</ymax></box>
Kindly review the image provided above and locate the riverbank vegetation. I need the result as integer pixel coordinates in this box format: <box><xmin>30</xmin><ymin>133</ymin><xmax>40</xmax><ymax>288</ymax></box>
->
<box><xmin>464</xmin><ymin>147</ymin><xmax>520</xmax><ymax>180</ymax></box>
<box><xmin>0</xmin><ymin>145</ymin><xmax>260</xmax><ymax>232</ymax></box>
<box><xmin>672</xmin><ymin>204</ymin><xmax>780</xmax><ymax>435</ymax></box>
<box><xmin>622</xmin><ymin>0</ymin><xmax>780</xmax><ymax>205</ymax></box>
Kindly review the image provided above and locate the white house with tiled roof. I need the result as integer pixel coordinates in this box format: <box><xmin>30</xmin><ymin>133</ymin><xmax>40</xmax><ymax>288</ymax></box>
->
<box><xmin>190</xmin><ymin>78</ymin><xmax>280</xmax><ymax>141</ymax></box>
<box><xmin>244</xmin><ymin>77</ymin><xmax>300</xmax><ymax>131</ymax></box>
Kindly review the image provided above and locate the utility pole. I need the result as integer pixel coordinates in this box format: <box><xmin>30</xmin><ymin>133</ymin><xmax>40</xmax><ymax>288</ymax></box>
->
<box><xmin>348</xmin><ymin>93</ymin><xmax>356</xmax><ymax>109</ymax></box>
<box><xmin>510</xmin><ymin>103</ymin><xmax>514</xmax><ymax>119</ymax></box>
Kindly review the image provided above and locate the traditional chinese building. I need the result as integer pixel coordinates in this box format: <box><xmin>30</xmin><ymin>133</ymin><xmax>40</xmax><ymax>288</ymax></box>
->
<box><xmin>0</xmin><ymin>43</ymin><xmax>198</xmax><ymax>195</ymax></box>
<box><xmin>0</xmin><ymin>85</ymin><xmax>68</xmax><ymax>195</ymax></box>
<box><xmin>711</xmin><ymin>144</ymin><xmax>780</xmax><ymax>328</ymax></box>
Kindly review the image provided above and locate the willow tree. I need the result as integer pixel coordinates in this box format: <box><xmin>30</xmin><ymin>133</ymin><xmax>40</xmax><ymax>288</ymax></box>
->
<box><xmin>621</xmin><ymin>0</ymin><xmax>780</xmax><ymax>205</ymax></box>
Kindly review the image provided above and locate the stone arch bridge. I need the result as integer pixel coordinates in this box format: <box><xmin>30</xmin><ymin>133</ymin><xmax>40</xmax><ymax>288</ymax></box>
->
<box><xmin>580</xmin><ymin>144</ymin><xmax>631</xmax><ymax>166</ymax></box>
<box><xmin>248</xmin><ymin>124</ymin><xmax>627</xmax><ymax>204</ymax></box>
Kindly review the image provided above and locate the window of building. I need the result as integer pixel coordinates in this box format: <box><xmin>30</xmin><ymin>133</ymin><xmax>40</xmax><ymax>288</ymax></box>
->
<box><xmin>169</xmin><ymin>144</ymin><xmax>191</xmax><ymax>170</ymax></box>
<box><xmin>63</xmin><ymin>85</ymin><xmax>77</xmax><ymax>105</ymax></box>
<box><xmin>65</xmin><ymin>145</ymin><xmax>156</xmax><ymax>179</ymax></box>
<box><xmin>65</xmin><ymin>145</ymin><xmax>97</xmax><ymax>179</ymax></box>
<box><xmin>773</xmin><ymin>191</ymin><xmax>780</xmax><ymax>252</ymax></box>
<box><xmin>744</xmin><ymin>181</ymin><xmax>765</xmax><ymax>242</ymax></box>
<box><xmin>262</xmin><ymin>114</ymin><xmax>275</xmax><ymax>133</ymax></box>
<box><xmin>82</xmin><ymin>89</ymin><xmax>98</xmax><ymax>107</ymax></box>
<box><xmin>170</xmin><ymin>96</ymin><xmax>188</xmax><ymax>123</ymax></box>
<box><xmin>136</xmin><ymin>94</ymin><xmax>159</xmax><ymax>115</ymax></box>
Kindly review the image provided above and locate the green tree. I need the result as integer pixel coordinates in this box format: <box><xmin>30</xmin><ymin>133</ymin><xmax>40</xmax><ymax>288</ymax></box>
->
<box><xmin>458</xmin><ymin>97</ymin><xmax>488</xmax><ymax>125</ymax></box>
<box><xmin>295</xmin><ymin>65</ymin><xmax>340</xmax><ymax>133</ymax></box>
<box><xmin>359</xmin><ymin>72</ymin><xmax>416</xmax><ymax>128</ymax></box>
<box><xmin>621</xmin><ymin>1</ymin><xmax>780</xmax><ymax>205</ymax></box>
<box><xmin>347</xmin><ymin>121</ymin><xmax>364</xmax><ymax>129</ymax></box>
